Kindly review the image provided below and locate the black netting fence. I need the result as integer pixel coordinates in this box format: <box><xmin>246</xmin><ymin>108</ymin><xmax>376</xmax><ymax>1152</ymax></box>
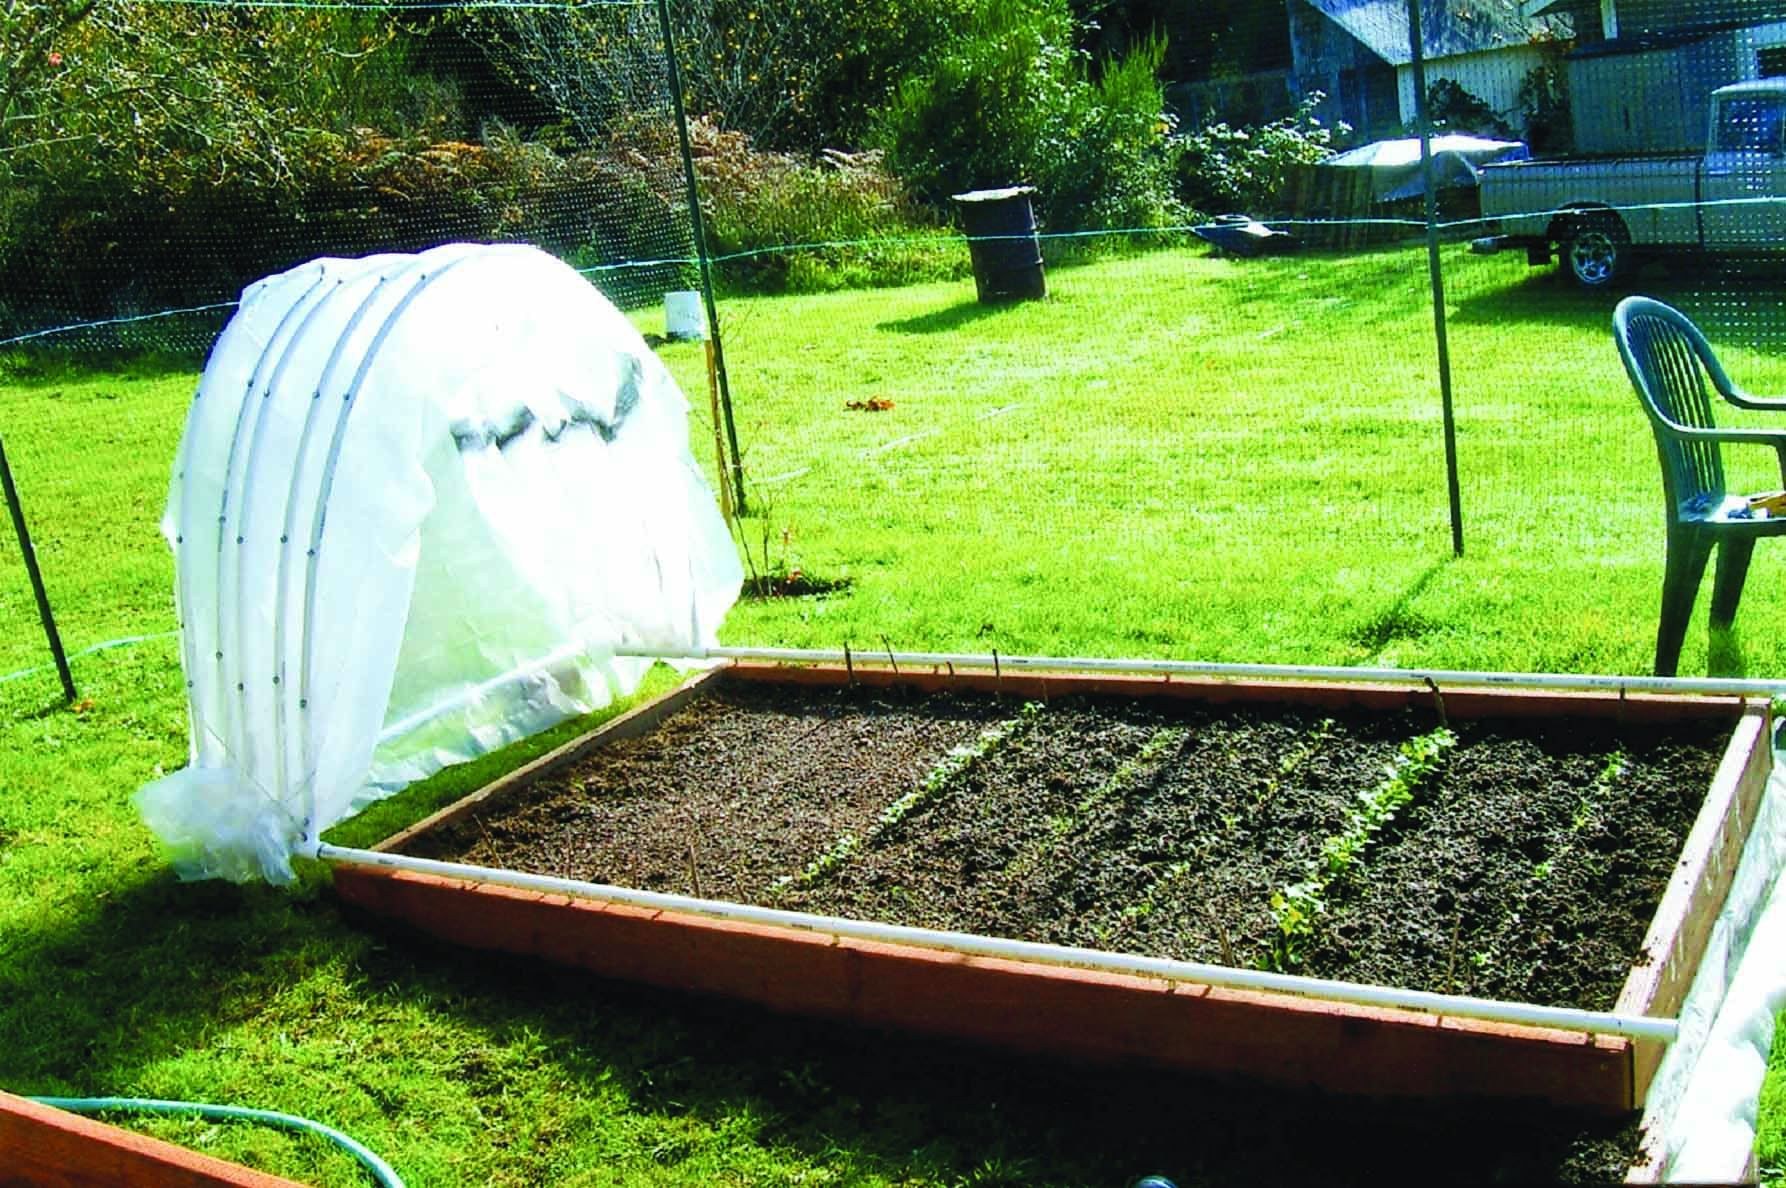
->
<box><xmin>9</xmin><ymin>0</ymin><xmax>1786</xmax><ymax>704</ymax></box>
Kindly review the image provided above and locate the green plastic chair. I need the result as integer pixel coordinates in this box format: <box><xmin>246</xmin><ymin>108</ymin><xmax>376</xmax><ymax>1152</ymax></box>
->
<box><xmin>1614</xmin><ymin>296</ymin><xmax>1786</xmax><ymax>676</ymax></box>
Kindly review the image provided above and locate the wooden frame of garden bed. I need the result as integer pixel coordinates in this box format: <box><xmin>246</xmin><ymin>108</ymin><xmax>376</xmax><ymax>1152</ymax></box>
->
<box><xmin>0</xmin><ymin>1092</ymin><xmax>307</xmax><ymax>1188</ymax></box>
<box><xmin>329</xmin><ymin>662</ymin><xmax>1773</xmax><ymax>1123</ymax></box>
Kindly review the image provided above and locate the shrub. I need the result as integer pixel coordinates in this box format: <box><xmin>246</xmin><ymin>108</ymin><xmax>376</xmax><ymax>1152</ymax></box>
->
<box><xmin>1423</xmin><ymin>79</ymin><xmax>1513</xmax><ymax>138</ymax></box>
<box><xmin>1518</xmin><ymin>62</ymin><xmax>1572</xmax><ymax>155</ymax></box>
<box><xmin>0</xmin><ymin>118</ymin><xmax>699</xmax><ymax>340</ymax></box>
<box><xmin>875</xmin><ymin>0</ymin><xmax>1182</xmax><ymax>231</ymax></box>
<box><xmin>688</xmin><ymin>119</ymin><xmax>960</xmax><ymax>293</ymax></box>
<box><xmin>673</xmin><ymin>0</ymin><xmax>979</xmax><ymax>152</ymax></box>
<box><xmin>1174</xmin><ymin>95</ymin><xmax>1342</xmax><ymax>218</ymax></box>
<box><xmin>1066</xmin><ymin>35</ymin><xmax>1187</xmax><ymax>232</ymax></box>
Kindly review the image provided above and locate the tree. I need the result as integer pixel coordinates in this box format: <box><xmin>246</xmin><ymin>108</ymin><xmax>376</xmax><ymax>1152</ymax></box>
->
<box><xmin>1069</xmin><ymin>0</ymin><xmax>1291</xmax><ymax>82</ymax></box>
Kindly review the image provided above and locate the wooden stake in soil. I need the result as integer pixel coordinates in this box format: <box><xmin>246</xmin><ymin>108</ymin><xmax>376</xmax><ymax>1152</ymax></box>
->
<box><xmin>686</xmin><ymin>837</ymin><xmax>704</xmax><ymax>899</ymax></box>
<box><xmin>1205</xmin><ymin>902</ymin><xmax>1238</xmax><ymax>969</ymax></box>
<box><xmin>1444</xmin><ymin>909</ymin><xmax>1462</xmax><ymax>995</ymax></box>
<box><xmin>1425</xmin><ymin>677</ymin><xmax>1449</xmax><ymax>729</ymax></box>
<box><xmin>705</xmin><ymin>337</ymin><xmax>735</xmax><ymax>524</ymax></box>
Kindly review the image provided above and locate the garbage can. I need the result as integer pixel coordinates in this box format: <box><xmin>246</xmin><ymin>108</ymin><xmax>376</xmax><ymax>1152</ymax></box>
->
<box><xmin>951</xmin><ymin>186</ymin><xmax>1046</xmax><ymax>304</ymax></box>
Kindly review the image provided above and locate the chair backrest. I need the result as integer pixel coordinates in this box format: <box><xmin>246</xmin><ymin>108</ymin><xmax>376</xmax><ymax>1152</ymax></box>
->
<box><xmin>1614</xmin><ymin>296</ymin><xmax>1727</xmax><ymax>515</ymax></box>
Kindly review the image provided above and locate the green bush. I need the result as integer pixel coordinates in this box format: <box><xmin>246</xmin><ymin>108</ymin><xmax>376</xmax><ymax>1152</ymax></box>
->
<box><xmin>690</xmin><ymin>119</ymin><xmax>961</xmax><ymax>293</ymax></box>
<box><xmin>1422</xmin><ymin>79</ymin><xmax>1512</xmax><ymax>138</ymax></box>
<box><xmin>1518</xmin><ymin>62</ymin><xmax>1572</xmax><ymax>156</ymax></box>
<box><xmin>674</xmin><ymin>0</ymin><xmax>978</xmax><ymax>152</ymax></box>
<box><xmin>875</xmin><ymin>0</ymin><xmax>1182</xmax><ymax>232</ymax></box>
<box><xmin>1065</xmin><ymin>35</ymin><xmax>1186</xmax><ymax>232</ymax></box>
<box><xmin>1174</xmin><ymin>95</ymin><xmax>1341</xmax><ymax>218</ymax></box>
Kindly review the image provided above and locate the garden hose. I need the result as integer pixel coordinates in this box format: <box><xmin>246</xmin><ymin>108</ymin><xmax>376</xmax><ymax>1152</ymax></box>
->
<box><xmin>27</xmin><ymin>1095</ymin><xmax>404</xmax><ymax>1188</ymax></box>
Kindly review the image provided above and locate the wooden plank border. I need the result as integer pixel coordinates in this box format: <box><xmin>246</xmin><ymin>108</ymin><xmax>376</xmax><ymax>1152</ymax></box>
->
<box><xmin>332</xmin><ymin>864</ymin><xmax>1634</xmax><ymax>1111</ymax></box>
<box><xmin>721</xmin><ymin>661</ymin><xmax>1745</xmax><ymax>724</ymax></box>
<box><xmin>1619</xmin><ymin>703</ymin><xmax>1774</xmax><ymax>1183</ymax></box>
<box><xmin>0</xmin><ymin>1092</ymin><xmax>307</xmax><ymax>1188</ymax></box>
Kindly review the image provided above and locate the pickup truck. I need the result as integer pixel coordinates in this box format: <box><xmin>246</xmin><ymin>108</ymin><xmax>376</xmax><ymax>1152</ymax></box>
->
<box><xmin>1472</xmin><ymin>79</ymin><xmax>1786</xmax><ymax>289</ymax></box>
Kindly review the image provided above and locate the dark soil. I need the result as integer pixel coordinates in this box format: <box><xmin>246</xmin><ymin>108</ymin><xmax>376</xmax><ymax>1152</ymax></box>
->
<box><xmin>406</xmin><ymin>684</ymin><xmax>1007</xmax><ymax>905</ymax></box>
<box><xmin>400</xmin><ymin>681</ymin><xmax>1733</xmax><ymax>1181</ymax></box>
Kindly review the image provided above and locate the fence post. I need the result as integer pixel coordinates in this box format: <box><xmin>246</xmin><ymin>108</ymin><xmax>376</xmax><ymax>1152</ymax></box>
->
<box><xmin>656</xmin><ymin>0</ymin><xmax>748</xmax><ymax>517</ymax></box>
<box><xmin>0</xmin><ymin>435</ymin><xmax>76</xmax><ymax>702</ymax></box>
<box><xmin>1407</xmin><ymin>0</ymin><xmax>1466</xmax><ymax>558</ymax></box>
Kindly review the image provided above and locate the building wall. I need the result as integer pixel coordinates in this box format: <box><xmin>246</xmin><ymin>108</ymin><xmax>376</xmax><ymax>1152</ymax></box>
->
<box><xmin>1393</xmin><ymin>44</ymin><xmax>1552</xmax><ymax>134</ymax></box>
<box><xmin>1570</xmin><ymin>28</ymin><xmax>1749</xmax><ymax>152</ymax></box>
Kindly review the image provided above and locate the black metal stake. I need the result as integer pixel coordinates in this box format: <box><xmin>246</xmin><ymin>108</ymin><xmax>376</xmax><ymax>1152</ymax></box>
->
<box><xmin>656</xmin><ymin>0</ymin><xmax>748</xmax><ymax>516</ymax></box>
<box><xmin>0</xmin><ymin>436</ymin><xmax>76</xmax><ymax>702</ymax></box>
<box><xmin>1408</xmin><ymin>0</ymin><xmax>1466</xmax><ymax>558</ymax></box>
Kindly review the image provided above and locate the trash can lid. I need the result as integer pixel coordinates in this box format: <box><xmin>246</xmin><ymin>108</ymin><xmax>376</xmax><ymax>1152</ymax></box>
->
<box><xmin>950</xmin><ymin>186</ymin><xmax>1036</xmax><ymax>203</ymax></box>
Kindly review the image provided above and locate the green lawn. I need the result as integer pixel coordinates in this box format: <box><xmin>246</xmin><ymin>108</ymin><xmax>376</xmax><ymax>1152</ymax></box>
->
<box><xmin>2</xmin><ymin>242</ymin><xmax>1784</xmax><ymax>1184</ymax></box>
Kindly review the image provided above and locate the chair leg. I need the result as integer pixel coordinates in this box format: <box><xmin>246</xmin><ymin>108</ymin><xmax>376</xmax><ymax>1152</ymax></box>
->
<box><xmin>1710</xmin><ymin>536</ymin><xmax>1756</xmax><ymax>627</ymax></box>
<box><xmin>1655</xmin><ymin>530</ymin><xmax>1713</xmax><ymax>677</ymax></box>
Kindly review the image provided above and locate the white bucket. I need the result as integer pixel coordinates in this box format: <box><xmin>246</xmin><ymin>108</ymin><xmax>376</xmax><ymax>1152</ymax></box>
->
<box><xmin>664</xmin><ymin>290</ymin><xmax>706</xmax><ymax>341</ymax></box>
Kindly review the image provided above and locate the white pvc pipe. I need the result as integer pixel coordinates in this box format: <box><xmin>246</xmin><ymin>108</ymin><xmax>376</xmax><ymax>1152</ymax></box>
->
<box><xmin>318</xmin><ymin>843</ymin><xmax>1679</xmax><ymax>1043</ymax></box>
<box><xmin>614</xmin><ymin>645</ymin><xmax>1786</xmax><ymax>698</ymax></box>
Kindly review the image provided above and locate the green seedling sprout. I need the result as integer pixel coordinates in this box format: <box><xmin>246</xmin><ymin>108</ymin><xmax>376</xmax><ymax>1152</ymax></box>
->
<box><xmin>1268</xmin><ymin>725</ymin><xmax>1456</xmax><ymax>970</ymax></box>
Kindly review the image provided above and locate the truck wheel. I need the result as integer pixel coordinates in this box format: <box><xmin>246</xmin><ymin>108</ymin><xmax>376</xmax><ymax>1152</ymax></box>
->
<box><xmin>1559</xmin><ymin>215</ymin><xmax>1631</xmax><ymax>290</ymax></box>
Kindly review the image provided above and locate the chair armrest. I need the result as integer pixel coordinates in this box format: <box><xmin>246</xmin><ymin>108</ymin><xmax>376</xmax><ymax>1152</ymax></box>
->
<box><xmin>1719</xmin><ymin>386</ymin><xmax>1786</xmax><ymax>412</ymax></box>
<box><xmin>1669</xmin><ymin>425</ymin><xmax>1786</xmax><ymax>485</ymax></box>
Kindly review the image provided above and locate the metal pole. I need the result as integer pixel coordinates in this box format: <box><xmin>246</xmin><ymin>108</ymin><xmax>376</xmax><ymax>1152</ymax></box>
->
<box><xmin>655</xmin><ymin>0</ymin><xmax>748</xmax><ymax>516</ymax></box>
<box><xmin>0</xmin><ymin>436</ymin><xmax>76</xmax><ymax>702</ymax></box>
<box><xmin>1408</xmin><ymin>0</ymin><xmax>1465</xmax><ymax>557</ymax></box>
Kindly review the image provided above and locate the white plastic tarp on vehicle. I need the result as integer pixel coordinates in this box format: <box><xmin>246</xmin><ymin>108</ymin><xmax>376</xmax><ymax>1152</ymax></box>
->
<box><xmin>136</xmin><ymin>243</ymin><xmax>742</xmax><ymax>884</ymax></box>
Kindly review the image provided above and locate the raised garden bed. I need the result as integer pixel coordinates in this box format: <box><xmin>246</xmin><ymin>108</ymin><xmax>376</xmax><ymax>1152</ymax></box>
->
<box><xmin>330</xmin><ymin>662</ymin><xmax>1773</xmax><ymax>1177</ymax></box>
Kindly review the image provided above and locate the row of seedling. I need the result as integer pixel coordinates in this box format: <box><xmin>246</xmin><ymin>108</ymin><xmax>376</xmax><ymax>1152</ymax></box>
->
<box><xmin>1002</xmin><ymin>722</ymin><xmax>1190</xmax><ymax>886</ymax></box>
<box><xmin>1460</xmin><ymin>748</ymin><xmax>1631</xmax><ymax>985</ymax></box>
<box><xmin>1103</xmin><ymin>717</ymin><xmax>1338</xmax><ymax>956</ymax></box>
<box><xmin>1268</xmin><ymin>725</ymin><xmax>1458</xmax><ymax>971</ymax></box>
<box><xmin>775</xmin><ymin>701</ymin><xmax>1046</xmax><ymax>892</ymax></box>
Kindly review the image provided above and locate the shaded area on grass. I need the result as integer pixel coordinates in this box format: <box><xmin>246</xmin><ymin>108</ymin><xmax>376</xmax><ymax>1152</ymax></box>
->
<box><xmin>342</xmin><ymin>919</ymin><xmax>1646</xmax><ymax>1187</ymax></box>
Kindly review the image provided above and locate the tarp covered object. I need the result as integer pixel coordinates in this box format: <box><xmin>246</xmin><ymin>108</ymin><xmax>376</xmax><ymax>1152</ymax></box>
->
<box><xmin>1320</xmin><ymin>135</ymin><xmax>1529</xmax><ymax>201</ymax></box>
<box><xmin>137</xmin><ymin>244</ymin><xmax>742</xmax><ymax>883</ymax></box>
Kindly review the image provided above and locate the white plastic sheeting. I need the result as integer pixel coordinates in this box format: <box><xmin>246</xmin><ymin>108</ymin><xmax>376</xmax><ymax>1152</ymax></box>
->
<box><xmin>1643</xmin><ymin>749</ymin><xmax>1786</xmax><ymax>1181</ymax></box>
<box><xmin>136</xmin><ymin>244</ymin><xmax>741</xmax><ymax>884</ymax></box>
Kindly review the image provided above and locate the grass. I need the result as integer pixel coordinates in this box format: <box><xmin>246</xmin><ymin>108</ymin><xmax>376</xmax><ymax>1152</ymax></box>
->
<box><xmin>2</xmin><ymin>241</ymin><xmax>1784</xmax><ymax>1184</ymax></box>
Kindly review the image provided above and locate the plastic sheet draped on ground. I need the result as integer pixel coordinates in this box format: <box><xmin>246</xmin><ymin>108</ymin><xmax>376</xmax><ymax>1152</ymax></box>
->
<box><xmin>136</xmin><ymin>243</ymin><xmax>741</xmax><ymax>884</ymax></box>
<box><xmin>1646</xmin><ymin>745</ymin><xmax>1786</xmax><ymax>1181</ymax></box>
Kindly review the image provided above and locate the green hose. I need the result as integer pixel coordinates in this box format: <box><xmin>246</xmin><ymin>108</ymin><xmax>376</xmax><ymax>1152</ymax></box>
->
<box><xmin>28</xmin><ymin>1095</ymin><xmax>404</xmax><ymax>1188</ymax></box>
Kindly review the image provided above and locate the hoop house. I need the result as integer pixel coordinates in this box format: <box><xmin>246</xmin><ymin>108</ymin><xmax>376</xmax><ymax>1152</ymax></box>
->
<box><xmin>137</xmin><ymin>244</ymin><xmax>741</xmax><ymax>884</ymax></box>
